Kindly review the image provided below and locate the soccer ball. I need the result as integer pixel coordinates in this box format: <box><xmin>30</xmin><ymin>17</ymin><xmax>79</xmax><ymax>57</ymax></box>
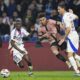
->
<box><xmin>0</xmin><ymin>69</ymin><xmax>10</xmax><ymax>78</ymax></box>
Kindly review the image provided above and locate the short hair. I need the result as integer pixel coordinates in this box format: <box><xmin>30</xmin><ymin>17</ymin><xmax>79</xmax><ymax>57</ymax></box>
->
<box><xmin>58</xmin><ymin>3</ymin><xmax>66</xmax><ymax>10</ymax></box>
<box><xmin>15</xmin><ymin>18</ymin><xmax>22</xmax><ymax>23</ymax></box>
<box><xmin>38</xmin><ymin>12</ymin><xmax>46</xmax><ymax>18</ymax></box>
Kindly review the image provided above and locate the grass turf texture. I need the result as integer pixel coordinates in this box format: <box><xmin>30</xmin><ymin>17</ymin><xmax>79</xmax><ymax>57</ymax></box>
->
<box><xmin>0</xmin><ymin>71</ymin><xmax>80</xmax><ymax>80</ymax></box>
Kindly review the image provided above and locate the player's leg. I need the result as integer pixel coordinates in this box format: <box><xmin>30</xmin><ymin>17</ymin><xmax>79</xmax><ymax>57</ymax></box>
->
<box><xmin>73</xmin><ymin>33</ymin><xmax>80</xmax><ymax>65</ymax></box>
<box><xmin>15</xmin><ymin>61</ymin><xmax>24</xmax><ymax>68</ymax></box>
<box><xmin>23</xmin><ymin>53</ymin><xmax>33</xmax><ymax>76</ymax></box>
<box><xmin>67</xmin><ymin>36</ymin><xmax>80</xmax><ymax>75</ymax></box>
<box><xmin>67</xmin><ymin>52</ymin><xmax>80</xmax><ymax>74</ymax></box>
<box><xmin>74</xmin><ymin>54</ymin><xmax>80</xmax><ymax>61</ymax></box>
<box><xmin>74</xmin><ymin>54</ymin><xmax>80</xmax><ymax>67</ymax></box>
<box><xmin>13</xmin><ymin>54</ymin><xmax>24</xmax><ymax>68</ymax></box>
<box><xmin>51</xmin><ymin>46</ymin><xmax>66</xmax><ymax>62</ymax></box>
<box><xmin>13</xmin><ymin>50</ymin><xmax>24</xmax><ymax>68</ymax></box>
<box><xmin>50</xmin><ymin>43</ymin><xmax>71</xmax><ymax>68</ymax></box>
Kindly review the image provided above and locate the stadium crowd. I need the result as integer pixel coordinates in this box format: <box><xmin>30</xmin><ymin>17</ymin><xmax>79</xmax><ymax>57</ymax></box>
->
<box><xmin>0</xmin><ymin>0</ymin><xmax>80</xmax><ymax>42</ymax></box>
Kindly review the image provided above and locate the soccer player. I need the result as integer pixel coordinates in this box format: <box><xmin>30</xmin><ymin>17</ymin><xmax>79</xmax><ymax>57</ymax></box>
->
<box><xmin>58</xmin><ymin>3</ymin><xmax>80</xmax><ymax>76</ymax></box>
<box><xmin>36</xmin><ymin>15</ymin><xmax>71</xmax><ymax>68</ymax></box>
<box><xmin>68</xmin><ymin>8</ymin><xmax>80</xmax><ymax>67</ymax></box>
<box><xmin>9</xmin><ymin>18</ymin><xmax>33</xmax><ymax>76</ymax></box>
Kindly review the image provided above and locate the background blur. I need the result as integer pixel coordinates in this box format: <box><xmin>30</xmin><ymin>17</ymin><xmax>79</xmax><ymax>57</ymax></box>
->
<box><xmin>0</xmin><ymin>0</ymin><xmax>80</xmax><ymax>71</ymax></box>
<box><xmin>0</xmin><ymin>0</ymin><xmax>80</xmax><ymax>42</ymax></box>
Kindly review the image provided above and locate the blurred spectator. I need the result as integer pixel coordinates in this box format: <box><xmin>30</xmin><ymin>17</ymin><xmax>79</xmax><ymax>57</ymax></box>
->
<box><xmin>73</xmin><ymin>0</ymin><xmax>80</xmax><ymax>6</ymax></box>
<box><xmin>9</xmin><ymin>18</ymin><xmax>14</xmax><ymax>32</ymax></box>
<box><xmin>21</xmin><ymin>0</ymin><xmax>30</xmax><ymax>16</ymax></box>
<box><xmin>73</xmin><ymin>0</ymin><xmax>80</xmax><ymax>16</ymax></box>
<box><xmin>28</xmin><ymin>0</ymin><xmax>37</xmax><ymax>11</ymax></box>
<box><xmin>4</xmin><ymin>0</ymin><xmax>9</xmax><ymax>6</ymax></box>
<box><xmin>36</xmin><ymin>0</ymin><xmax>44</xmax><ymax>12</ymax></box>
<box><xmin>45</xmin><ymin>0</ymin><xmax>53</xmax><ymax>19</ymax></box>
<box><xmin>50</xmin><ymin>9</ymin><xmax>59</xmax><ymax>21</ymax></box>
<box><xmin>0</xmin><ymin>16</ymin><xmax>10</xmax><ymax>42</ymax></box>
<box><xmin>0</xmin><ymin>0</ymin><xmax>79</xmax><ymax>42</ymax></box>
<box><xmin>24</xmin><ymin>9</ymin><xmax>33</xmax><ymax>32</ymax></box>
<box><xmin>2</xmin><ymin>12</ymin><xmax>10</xmax><ymax>25</ymax></box>
<box><xmin>24</xmin><ymin>9</ymin><xmax>32</xmax><ymax>24</ymax></box>
<box><xmin>7</xmin><ymin>0</ymin><xmax>16</xmax><ymax>17</ymax></box>
<box><xmin>65</xmin><ymin>0</ymin><xmax>73</xmax><ymax>9</ymax></box>
<box><xmin>73</xmin><ymin>0</ymin><xmax>80</xmax><ymax>26</ymax></box>
<box><xmin>28</xmin><ymin>0</ymin><xmax>38</xmax><ymax>23</ymax></box>
<box><xmin>12</xmin><ymin>11</ymin><xmax>19</xmax><ymax>21</ymax></box>
<box><xmin>16</xmin><ymin>4</ymin><xmax>22</xmax><ymax>18</ymax></box>
<box><xmin>0</xmin><ymin>16</ymin><xmax>3</xmax><ymax>34</ymax></box>
<box><xmin>34</xmin><ymin>15</ymin><xmax>41</xmax><ymax>32</ymax></box>
<box><xmin>15</xmin><ymin>0</ymin><xmax>22</xmax><ymax>4</ymax></box>
<box><xmin>0</xmin><ymin>0</ymin><xmax>7</xmax><ymax>16</ymax></box>
<box><xmin>0</xmin><ymin>16</ymin><xmax>3</xmax><ymax>43</ymax></box>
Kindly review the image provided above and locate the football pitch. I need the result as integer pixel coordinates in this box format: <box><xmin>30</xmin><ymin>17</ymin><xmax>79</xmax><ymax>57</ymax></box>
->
<box><xmin>0</xmin><ymin>71</ymin><xmax>80</xmax><ymax>80</ymax></box>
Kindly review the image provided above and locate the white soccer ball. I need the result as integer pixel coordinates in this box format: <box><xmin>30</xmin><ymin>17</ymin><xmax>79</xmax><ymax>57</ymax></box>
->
<box><xmin>0</xmin><ymin>69</ymin><xmax>10</xmax><ymax>78</ymax></box>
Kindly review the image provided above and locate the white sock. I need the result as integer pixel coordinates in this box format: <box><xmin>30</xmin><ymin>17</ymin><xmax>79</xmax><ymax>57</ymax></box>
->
<box><xmin>69</xmin><ymin>56</ymin><xmax>80</xmax><ymax>73</ymax></box>
<box><xmin>74</xmin><ymin>54</ymin><xmax>80</xmax><ymax>61</ymax></box>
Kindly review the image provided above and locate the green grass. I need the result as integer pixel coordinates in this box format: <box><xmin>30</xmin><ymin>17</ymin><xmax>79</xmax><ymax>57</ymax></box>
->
<box><xmin>0</xmin><ymin>71</ymin><xmax>80</xmax><ymax>80</ymax></box>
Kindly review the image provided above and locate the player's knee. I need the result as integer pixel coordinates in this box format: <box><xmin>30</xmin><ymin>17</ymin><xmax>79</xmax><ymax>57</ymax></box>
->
<box><xmin>27</xmin><ymin>61</ymin><xmax>32</xmax><ymax>66</ymax></box>
<box><xmin>19</xmin><ymin>64</ymin><xmax>24</xmax><ymax>68</ymax></box>
<box><xmin>19</xmin><ymin>65</ymin><xmax>24</xmax><ymax>68</ymax></box>
<box><xmin>51</xmin><ymin>50</ymin><xmax>59</xmax><ymax>55</ymax></box>
<box><xmin>18</xmin><ymin>62</ymin><xmax>24</xmax><ymax>68</ymax></box>
<box><xmin>14</xmin><ymin>61</ymin><xmax>24</xmax><ymax>68</ymax></box>
<box><xmin>68</xmin><ymin>52</ymin><xmax>73</xmax><ymax>58</ymax></box>
<box><xmin>56</xmin><ymin>54</ymin><xmax>66</xmax><ymax>62</ymax></box>
<box><xmin>24</xmin><ymin>54</ymin><xmax>31</xmax><ymax>61</ymax></box>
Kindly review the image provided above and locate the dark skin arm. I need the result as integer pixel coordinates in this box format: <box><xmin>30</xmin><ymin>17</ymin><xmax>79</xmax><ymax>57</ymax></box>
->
<box><xmin>11</xmin><ymin>40</ymin><xmax>25</xmax><ymax>53</ymax></box>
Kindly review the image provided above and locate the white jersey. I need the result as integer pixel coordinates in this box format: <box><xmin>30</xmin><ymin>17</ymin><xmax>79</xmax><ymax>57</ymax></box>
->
<box><xmin>9</xmin><ymin>27</ymin><xmax>29</xmax><ymax>64</ymax></box>
<box><xmin>8</xmin><ymin>28</ymin><xmax>29</xmax><ymax>49</ymax></box>
<box><xmin>10</xmin><ymin>27</ymin><xmax>29</xmax><ymax>48</ymax></box>
<box><xmin>62</xmin><ymin>12</ymin><xmax>76</xmax><ymax>32</ymax></box>
<box><xmin>62</xmin><ymin>12</ymin><xmax>79</xmax><ymax>53</ymax></box>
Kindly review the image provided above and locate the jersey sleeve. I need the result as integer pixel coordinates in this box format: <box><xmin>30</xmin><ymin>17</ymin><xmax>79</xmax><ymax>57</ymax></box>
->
<box><xmin>22</xmin><ymin>28</ymin><xmax>30</xmax><ymax>37</ymax></box>
<box><xmin>70</xmin><ymin>13</ymin><xmax>77</xmax><ymax>20</ymax></box>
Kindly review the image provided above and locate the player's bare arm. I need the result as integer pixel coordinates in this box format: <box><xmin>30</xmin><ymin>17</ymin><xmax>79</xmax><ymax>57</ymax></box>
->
<box><xmin>74</xmin><ymin>15</ymin><xmax>79</xmax><ymax>20</ymax></box>
<box><xmin>58</xmin><ymin>26</ymin><xmax>71</xmax><ymax>46</ymax></box>
<box><xmin>64</xmin><ymin>27</ymin><xmax>71</xmax><ymax>39</ymax></box>
<box><xmin>11</xmin><ymin>40</ymin><xmax>25</xmax><ymax>53</ymax></box>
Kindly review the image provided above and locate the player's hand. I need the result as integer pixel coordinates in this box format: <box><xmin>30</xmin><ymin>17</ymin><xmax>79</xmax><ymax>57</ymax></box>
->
<box><xmin>58</xmin><ymin>38</ymin><xmax>65</xmax><ymax>46</ymax></box>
